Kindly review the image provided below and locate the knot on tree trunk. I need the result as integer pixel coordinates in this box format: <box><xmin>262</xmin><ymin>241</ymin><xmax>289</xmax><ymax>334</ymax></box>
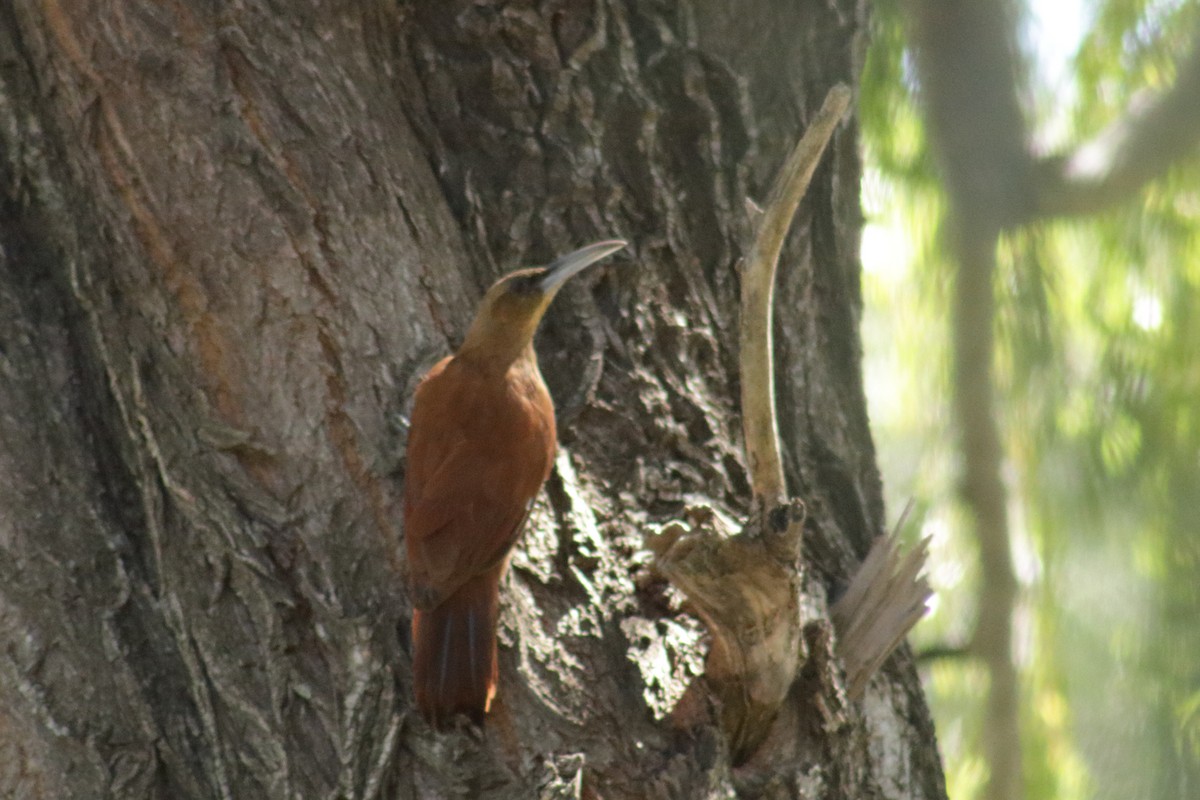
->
<box><xmin>646</xmin><ymin>500</ymin><xmax>806</xmax><ymax>762</ymax></box>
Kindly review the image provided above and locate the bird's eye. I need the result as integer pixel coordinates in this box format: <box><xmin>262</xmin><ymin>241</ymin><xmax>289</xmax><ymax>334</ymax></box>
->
<box><xmin>509</xmin><ymin>273</ymin><xmax>543</xmax><ymax>296</ymax></box>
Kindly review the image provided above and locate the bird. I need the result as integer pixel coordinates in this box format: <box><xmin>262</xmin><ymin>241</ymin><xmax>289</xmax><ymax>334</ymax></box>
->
<box><xmin>404</xmin><ymin>238</ymin><xmax>627</xmax><ymax>726</ymax></box>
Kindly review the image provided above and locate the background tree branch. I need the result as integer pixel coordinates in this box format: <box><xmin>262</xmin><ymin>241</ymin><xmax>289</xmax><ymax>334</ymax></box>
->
<box><xmin>1030</xmin><ymin>26</ymin><xmax>1200</xmax><ymax>222</ymax></box>
<box><xmin>906</xmin><ymin>3</ymin><xmax>1028</xmax><ymax>798</ymax></box>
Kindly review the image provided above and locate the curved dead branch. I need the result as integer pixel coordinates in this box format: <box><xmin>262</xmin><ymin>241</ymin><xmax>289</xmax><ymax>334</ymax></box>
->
<box><xmin>650</xmin><ymin>81</ymin><xmax>932</xmax><ymax>765</ymax></box>
<box><xmin>650</xmin><ymin>85</ymin><xmax>868</xmax><ymax>766</ymax></box>
<box><xmin>1030</xmin><ymin>29</ymin><xmax>1200</xmax><ymax>222</ymax></box>
<box><xmin>739</xmin><ymin>84</ymin><xmax>852</xmax><ymax>509</ymax></box>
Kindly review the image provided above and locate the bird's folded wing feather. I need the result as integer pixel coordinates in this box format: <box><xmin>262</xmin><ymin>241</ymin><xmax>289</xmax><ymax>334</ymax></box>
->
<box><xmin>404</xmin><ymin>439</ymin><xmax>540</xmax><ymax>608</ymax></box>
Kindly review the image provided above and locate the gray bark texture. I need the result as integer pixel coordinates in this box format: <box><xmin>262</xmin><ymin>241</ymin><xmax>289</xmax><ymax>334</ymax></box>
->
<box><xmin>0</xmin><ymin>1</ymin><xmax>946</xmax><ymax>798</ymax></box>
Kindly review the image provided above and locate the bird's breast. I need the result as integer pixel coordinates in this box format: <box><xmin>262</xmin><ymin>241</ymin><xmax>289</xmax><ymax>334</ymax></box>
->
<box><xmin>416</xmin><ymin>355</ymin><xmax>556</xmax><ymax>484</ymax></box>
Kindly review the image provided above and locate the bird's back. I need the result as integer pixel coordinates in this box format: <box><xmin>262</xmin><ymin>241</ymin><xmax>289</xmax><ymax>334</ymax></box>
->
<box><xmin>403</xmin><ymin>351</ymin><xmax>556</xmax><ymax>723</ymax></box>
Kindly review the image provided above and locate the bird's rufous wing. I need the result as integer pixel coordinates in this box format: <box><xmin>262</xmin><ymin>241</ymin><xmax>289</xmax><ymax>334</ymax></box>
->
<box><xmin>403</xmin><ymin>365</ymin><xmax>553</xmax><ymax>610</ymax></box>
<box><xmin>404</xmin><ymin>441</ymin><xmax>544</xmax><ymax>609</ymax></box>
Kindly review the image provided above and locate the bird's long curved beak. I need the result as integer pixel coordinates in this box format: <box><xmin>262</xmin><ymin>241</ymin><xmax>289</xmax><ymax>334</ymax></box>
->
<box><xmin>539</xmin><ymin>239</ymin><xmax>628</xmax><ymax>293</ymax></box>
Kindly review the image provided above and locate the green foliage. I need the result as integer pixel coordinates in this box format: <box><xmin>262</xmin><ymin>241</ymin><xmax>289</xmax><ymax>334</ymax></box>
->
<box><xmin>861</xmin><ymin>1</ymin><xmax>1200</xmax><ymax>798</ymax></box>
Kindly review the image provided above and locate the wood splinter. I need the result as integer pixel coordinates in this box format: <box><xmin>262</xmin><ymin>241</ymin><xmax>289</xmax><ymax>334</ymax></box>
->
<box><xmin>648</xmin><ymin>83</ymin><xmax>931</xmax><ymax>763</ymax></box>
<box><xmin>831</xmin><ymin>515</ymin><xmax>933</xmax><ymax>700</ymax></box>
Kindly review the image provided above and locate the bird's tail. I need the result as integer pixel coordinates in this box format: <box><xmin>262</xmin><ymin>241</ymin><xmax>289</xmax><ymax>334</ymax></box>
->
<box><xmin>411</xmin><ymin>566</ymin><xmax>502</xmax><ymax>727</ymax></box>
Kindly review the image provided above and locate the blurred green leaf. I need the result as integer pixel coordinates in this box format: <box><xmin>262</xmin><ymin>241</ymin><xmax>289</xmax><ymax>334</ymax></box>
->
<box><xmin>862</xmin><ymin>1</ymin><xmax>1200</xmax><ymax>797</ymax></box>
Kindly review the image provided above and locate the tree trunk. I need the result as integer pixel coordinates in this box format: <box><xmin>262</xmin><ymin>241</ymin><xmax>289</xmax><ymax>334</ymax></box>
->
<box><xmin>0</xmin><ymin>2</ymin><xmax>945</xmax><ymax>798</ymax></box>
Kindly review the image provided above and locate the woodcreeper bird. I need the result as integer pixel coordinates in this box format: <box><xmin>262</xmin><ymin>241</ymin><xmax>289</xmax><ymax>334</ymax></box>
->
<box><xmin>404</xmin><ymin>239</ymin><xmax>627</xmax><ymax>726</ymax></box>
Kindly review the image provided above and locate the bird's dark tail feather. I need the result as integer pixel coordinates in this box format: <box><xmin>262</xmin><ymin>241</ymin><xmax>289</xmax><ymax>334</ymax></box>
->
<box><xmin>411</xmin><ymin>567</ymin><xmax>501</xmax><ymax>727</ymax></box>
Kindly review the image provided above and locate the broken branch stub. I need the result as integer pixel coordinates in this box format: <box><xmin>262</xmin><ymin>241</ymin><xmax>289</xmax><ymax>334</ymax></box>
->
<box><xmin>646</xmin><ymin>501</ymin><xmax>807</xmax><ymax>763</ymax></box>
<box><xmin>648</xmin><ymin>85</ymin><xmax>851</xmax><ymax>764</ymax></box>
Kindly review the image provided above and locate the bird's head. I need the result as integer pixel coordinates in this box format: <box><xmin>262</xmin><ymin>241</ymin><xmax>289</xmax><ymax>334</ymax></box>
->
<box><xmin>458</xmin><ymin>239</ymin><xmax>627</xmax><ymax>367</ymax></box>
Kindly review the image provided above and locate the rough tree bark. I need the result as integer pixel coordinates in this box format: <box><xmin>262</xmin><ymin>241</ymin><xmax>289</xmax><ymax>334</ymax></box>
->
<box><xmin>0</xmin><ymin>2</ymin><xmax>946</xmax><ymax>798</ymax></box>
